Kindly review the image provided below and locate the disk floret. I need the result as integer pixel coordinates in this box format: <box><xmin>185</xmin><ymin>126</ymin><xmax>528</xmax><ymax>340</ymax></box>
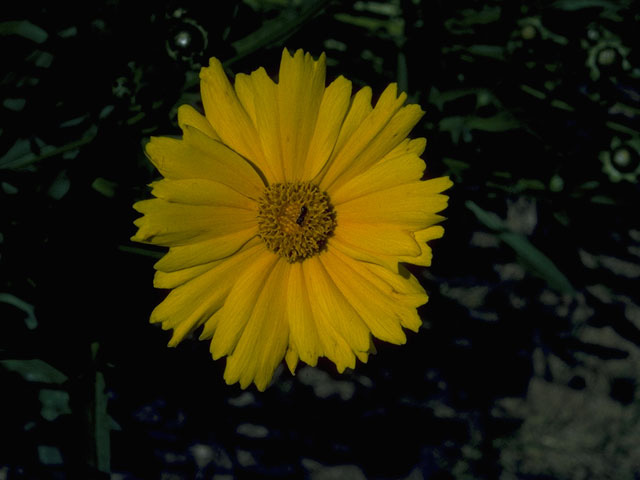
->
<box><xmin>257</xmin><ymin>182</ymin><xmax>336</xmax><ymax>262</ymax></box>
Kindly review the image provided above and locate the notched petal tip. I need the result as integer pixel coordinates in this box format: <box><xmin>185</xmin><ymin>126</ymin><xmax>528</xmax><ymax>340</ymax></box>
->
<box><xmin>129</xmin><ymin>232</ymin><xmax>149</xmax><ymax>244</ymax></box>
<box><xmin>200</xmin><ymin>56</ymin><xmax>224</xmax><ymax>79</ymax></box>
<box><xmin>281</xmin><ymin>47</ymin><xmax>326</xmax><ymax>67</ymax></box>
<box><xmin>438</xmin><ymin>176</ymin><xmax>454</xmax><ymax>192</ymax></box>
<box><xmin>285</xmin><ymin>349</ymin><xmax>299</xmax><ymax>375</ymax></box>
<box><xmin>177</xmin><ymin>104</ymin><xmax>219</xmax><ymax>140</ymax></box>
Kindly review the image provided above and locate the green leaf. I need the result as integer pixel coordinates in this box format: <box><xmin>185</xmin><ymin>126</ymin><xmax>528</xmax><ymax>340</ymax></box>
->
<box><xmin>3</xmin><ymin>98</ymin><xmax>26</xmax><ymax>111</ymax></box>
<box><xmin>0</xmin><ymin>20</ymin><xmax>48</xmax><ymax>43</ymax></box>
<box><xmin>118</xmin><ymin>245</ymin><xmax>165</xmax><ymax>259</ymax></box>
<box><xmin>439</xmin><ymin>112</ymin><xmax>520</xmax><ymax>143</ymax></box>
<box><xmin>429</xmin><ymin>87</ymin><xmax>489</xmax><ymax>111</ymax></box>
<box><xmin>47</xmin><ymin>170</ymin><xmax>71</xmax><ymax>200</ymax></box>
<box><xmin>444</xmin><ymin>6</ymin><xmax>501</xmax><ymax>34</ymax></box>
<box><xmin>456</xmin><ymin>6</ymin><xmax>501</xmax><ymax>26</ymax></box>
<box><xmin>466</xmin><ymin>45</ymin><xmax>505</xmax><ymax>61</ymax></box>
<box><xmin>0</xmin><ymin>138</ymin><xmax>33</xmax><ymax>169</ymax></box>
<box><xmin>465</xmin><ymin>112</ymin><xmax>520</xmax><ymax>132</ymax></box>
<box><xmin>91</xmin><ymin>370</ymin><xmax>110</xmax><ymax>473</ymax></box>
<box><xmin>520</xmin><ymin>84</ymin><xmax>547</xmax><ymax>100</ymax></box>
<box><xmin>606</xmin><ymin>121</ymin><xmax>639</xmax><ymax>136</ymax></box>
<box><xmin>0</xmin><ymin>128</ymin><xmax>96</xmax><ymax>170</ymax></box>
<box><xmin>552</xmin><ymin>0</ymin><xmax>630</xmax><ymax>11</ymax></box>
<box><xmin>442</xmin><ymin>158</ymin><xmax>471</xmax><ymax>180</ymax></box>
<box><xmin>39</xmin><ymin>389</ymin><xmax>72</xmax><ymax>421</ymax></box>
<box><xmin>438</xmin><ymin>116</ymin><xmax>468</xmax><ymax>144</ymax></box>
<box><xmin>551</xmin><ymin>99</ymin><xmax>575</xmax><ymax>112</ymax></box>
<box><xmin>499</xmin><ymin>232</ymin><xmax>575</xmax><ymax>294</ymax></box>
<box><xmin>92</xmin><ymin>177</ymin><xmax>118</xmax><ymax>198</ymax></box>
<box><xmin>0</xmin><ymin>359</ymin><xmax>67</xmax><ymax>384</ymax></box>
<box><xmin>466</xmin><ymin>202</ymin><xmax>575</xmax><ymax>294</ymax></box>
<box><xmin>88</xmin><ymin>342</ymin><xmax>110</xmax><ymax>474</ymax></box>
<box><xmin>38</xmin><ymin>445</ymin><xmax>63</xmax><ymax>465</ymax></box>
<box><xmin>466</xmin><ymin>200</ymin><xmax>505</xmax><ymax>231</ymax></box>
<box><xmin>591</xmin><ymin>195</ymin><xmax>616</xmax><ymax>205</ymax></box>
<box><xmin>0</xmin><ymin>292</ymin><xmax>37</xmax><ymax>329</ymax></box>
<box><xmin>512</xmin><ymin>178</ymin><xmax>546</xmax><ymax>193</ymax></box>
<box><xmin>229</xmin><ymin>0</ymin><xmax>330</xmax><ymax>65</ymax></box>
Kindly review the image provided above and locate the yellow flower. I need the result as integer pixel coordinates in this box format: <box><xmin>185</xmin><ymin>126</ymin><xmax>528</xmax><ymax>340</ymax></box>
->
<box><xmin>132</xmin><ymin>49</ymin><xmax>452</xmax><ymax>391</ymax></box>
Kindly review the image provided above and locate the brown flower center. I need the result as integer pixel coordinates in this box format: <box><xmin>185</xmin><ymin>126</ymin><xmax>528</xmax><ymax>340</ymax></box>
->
<box><xmin>257</xmin><ymin>182</ymin><xmax>336</xmax><ymax>262</ymax></box>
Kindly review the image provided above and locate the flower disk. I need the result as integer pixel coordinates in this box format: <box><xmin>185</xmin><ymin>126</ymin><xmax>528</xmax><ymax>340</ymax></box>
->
<box><xmin>132</xmin><ymin>48</ymin><xmax>453</xmax><ymax>391</ymax></box>
<box><xmin>258</xmin><ymin>182</ymin><xmax>336</xmax><ymax>263</ymax></box>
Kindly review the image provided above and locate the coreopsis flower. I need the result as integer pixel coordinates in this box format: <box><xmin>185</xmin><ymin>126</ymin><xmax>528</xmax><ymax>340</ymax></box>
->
<box><xmin>132</xmin><ymin>48</ymin><xmax>452</xmax><ymax>390</ymax></box>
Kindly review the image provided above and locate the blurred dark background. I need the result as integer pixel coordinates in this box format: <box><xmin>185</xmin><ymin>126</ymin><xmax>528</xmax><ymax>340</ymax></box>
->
<box><xmin>1</xmin><ymin>0</ymin><xmax>639</xmax><ymax>479</ymax></box>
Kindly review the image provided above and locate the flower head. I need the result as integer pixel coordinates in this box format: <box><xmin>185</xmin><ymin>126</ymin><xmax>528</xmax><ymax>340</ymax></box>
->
<box><xmin>132</xmin><ymin>49</ymin><xmax>452</xmax><ymax>390</ymax></box>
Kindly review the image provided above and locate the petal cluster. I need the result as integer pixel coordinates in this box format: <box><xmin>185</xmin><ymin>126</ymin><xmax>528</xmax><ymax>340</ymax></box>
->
<box><xmin>132</xmin><ymin>49</ymin><xmax>452</xmax><ymax>390</ymax></box>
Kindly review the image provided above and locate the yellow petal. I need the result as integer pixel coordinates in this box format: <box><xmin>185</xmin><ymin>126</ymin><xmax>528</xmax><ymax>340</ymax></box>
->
<box><xmin>327</xmin><ymin>86</ymin><xmax>373</xmax><ymax>162</ymax></box>
<box><xmin>335</xmin><ymin>178</ymin><xmax>451</xmax><ymax>230</ymax></box>
<box><xmin>149</xmin><ymin>178</ymin><xmax>257</xmax><ymax>210</ymax></box>
<box><xmin>328</xmin><ymin>102</ymin><xmax>424</xmax><ymax>193</ymax></box>
<box><xmin>149</xmin><ymin>240</ymin><xmax>266</xmax><ymax>346</ymax></box>
<box><xmin>329</xmin><ymin>237</ymin><xmax>401</xmax><ymax>273</ymax></box>
<box><xmin>278</xmin><ymin>49</ymin><xmax>327</xmax><ymax>181</ymax></box>
<box><xmin>304</xmin><ymin>256</ymin><xmax>371</xmax><ymax>371</ymax></box>
<box><xmin>355</xmin><ymin>350</ymin><xmax>369</xmax><ymax>363</ymax></box>
<box><xmin>301</xmin><ymin>258</ymin><xmax>357</xmax><ymax>372</ymax></box>
<box><xmin>154</xmin><ymin>228</ymin><xmax>259</xmax><ymax>272</ymax></box>
<box><xmin>362</xmin><ymin>262</ymin><xmax>429</xmax><ymax>310</ymax></box>
<box><xmin>322</xmin><ymin>250</ymin><xmax>410</xmax><ymax>344</ymax></box>
<box><xmin>329</xmin><ymin>138</ymin><xmax>427</xmax><ymax>204</ymax></box>
<box><xmin>285</xmin><ymin>348</ymin><xmax>299</xmax><ymax>375</ymax></box>
<box><xmin>239</xmin><ymin>67</ymin><xmax>285</xmax><ymax>183</ymax></box>
<box><xmin>333</xmin><ymin>221</ymin><xmax>421</xmax><ymax>257</ymax></box>
<box><xmin>397</xmin><ymin>225</ymin><xmax>445</xmax><ymax>267</ymax></box>
<box><xmin>199</xmin><ymin>57</ymin><xmax>267</xmax><ymax>170</ymax></box>
<box><xmin>209</xmin><ymin>250</ymin><xmax>279</xmax><ymax>360</ymax></box>
<box><xmin>177</xmin><ymin>104</ymin><xmax>219</xmax><ymax>140</ymax></box>
<box><xmin>399</xmin><ymin>306</ymin><xmax>422</xmax><ymax>331</ymax></box>
<box><xmin>233</xmin><ymin>73</ymin><xmax>257</xmax><ymax>126</ymax></box>
<box><xmin>132</xmin><ymin>199</ymin><xmax>257</xmax><ymax>246</ymax></box>
<box><xmin>145</xmin><ymin>126</ymin><xmax>264</xmax><ymax>199</ymax></box>
<box><xmin>154</xmin><ymin>261</ymin><xmax>219</xmax><ymax>290</ymax></box>
<box><xmin>319</xmin><ymin>83</ymin><xmax>416</xmax><ymax>191</ymax></box>
<box><xmin>329</xmin><ymin>225</ymin><xmax>447</xmax><ymax>275</ymax></box>
<box><xmin>391</xmin><ymin>136</ymin><xmax>427</xmax><ymax>157</ymax></box>
<box><xmin>224</xmin><ymin>258</ymin><xmax>291</xmax><ymax>391</ymax></box>
<box><xmin>358</xmin><ymin>262</ymin><xmax>427</xmax><ymax>332</ymax></box>
<box><xmin>356</xmin><ymin>337</ymin><xmax>378</xmax><ymax>363</ymax></box>
<box><xmin>286</xmin><ymin>262</ymin><xmax>321</xmax><ymax>367</ymax></box>
<box><xmin>303</xmin><ymin>75</ymin><xmax>352</xmax><ymax>180</ymax></box>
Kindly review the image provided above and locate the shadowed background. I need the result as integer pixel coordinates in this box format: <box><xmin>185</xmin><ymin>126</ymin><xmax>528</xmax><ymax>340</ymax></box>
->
<box><xmin>1</xmin><ymin>0</ymin><xmax>639</xmax><ymax>479</ymax></box>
